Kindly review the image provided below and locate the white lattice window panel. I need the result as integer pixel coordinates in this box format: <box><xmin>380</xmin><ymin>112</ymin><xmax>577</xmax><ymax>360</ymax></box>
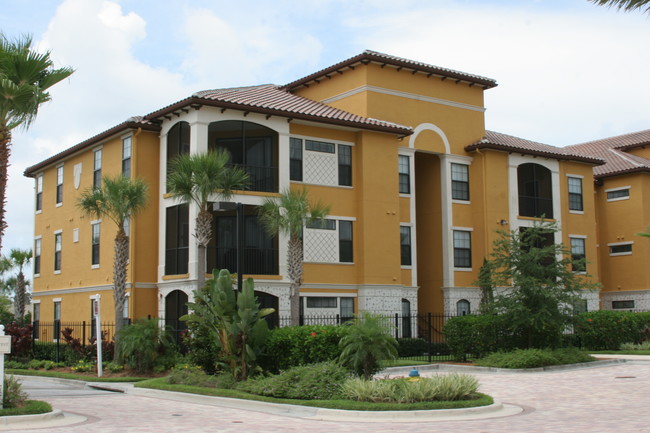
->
<box><xmin>303</xmin><ymin>228</ymin><xmax>338</xmax><ymax>263</ymax></box>
<box><xmin>304</xmin><ymin>151</ymin><xmax>337</xmax><ymax>186</ymax></box>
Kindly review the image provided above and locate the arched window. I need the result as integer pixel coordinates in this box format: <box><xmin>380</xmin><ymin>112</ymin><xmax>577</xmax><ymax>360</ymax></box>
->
<box><xmin>167</xmin><ymin>121</ymin><xmax>190</xmax><ymax>187</ymax></box>
<box><xmin>456</xmin><ymin>299</ymin><xmax>470</xmax><ymax>316</ymax></box>
<box><xmin>208</xmin><ymin>120</ymin><xmax>278</xmax><ymax>192</ymax></box>
<box><xmin>401</xmin><ymin>299</ymin><xmax>412</xmax><ymax>338</ymax></box>
<box><xmin>517</xmin><ymin>163</ymin><xmax>553</xmax><ymax>218</ymax></box>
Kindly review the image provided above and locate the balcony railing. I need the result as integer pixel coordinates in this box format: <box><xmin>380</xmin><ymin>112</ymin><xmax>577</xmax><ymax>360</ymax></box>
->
<box><xmin>231</xmin><ymin>164</ymin><xmax>278</xmax><ymax>193</ymax></box>
<box><xmin>518</xmin><ymin>195</ymin><xmax>553</xmax><ymax>219</ymax></box>
<box><xmin>207</xmin><ymin>246</ymin><xmax>278</xmax><ymax>275</ymax></box>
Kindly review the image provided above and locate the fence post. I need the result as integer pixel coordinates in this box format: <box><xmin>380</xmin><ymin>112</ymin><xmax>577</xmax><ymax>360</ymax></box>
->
<box><xmin>394</xmin><ymin>313</ymin><xmax>399</xmax><ymax>339</ymax></box>
<box><xmin>427</xmin><ymin>312</ymin><xmax>432</xmax><ymax>364</ymax></box>
<box><xmin>82</xmin><ymin>321</ymin><xmax>86</xmax><ymax>347</ymax></box>
<box><xmin>336</xmin><ymin>314</ymin><xmax>340</xmax><ymax>325</ymax></box>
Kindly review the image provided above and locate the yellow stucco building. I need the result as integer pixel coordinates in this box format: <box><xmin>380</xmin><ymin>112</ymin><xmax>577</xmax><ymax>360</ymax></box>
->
<box><xmin>24</xmin><ymin>51</ymin><xmax>642</xmax><ymax>331</ymax></box>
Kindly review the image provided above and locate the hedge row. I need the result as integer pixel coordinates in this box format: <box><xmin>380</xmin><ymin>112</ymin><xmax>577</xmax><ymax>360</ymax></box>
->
<box><xmin>574</xmin><ymin>311</ymin><xmax>650</xmax><ymax>350</ymax></box>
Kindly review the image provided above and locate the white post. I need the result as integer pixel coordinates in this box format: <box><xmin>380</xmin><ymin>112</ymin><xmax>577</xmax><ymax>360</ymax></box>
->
<box><xmin>92</xmin><ymin>294</ymin><xmax>103</xmax><ymax>377</ymax></box>
<box><xmin>0</xmin><ymin>325</ymin><xmax>10</xmax><ymax>409</ymax></box>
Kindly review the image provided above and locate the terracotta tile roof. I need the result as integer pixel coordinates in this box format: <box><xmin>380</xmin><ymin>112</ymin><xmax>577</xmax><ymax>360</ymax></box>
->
<box><xmin>465</xmin><ymin>130</ymin><xmax>604</xmax><ymax>165</ymax></box>
<box><xmin>282</xmin><ymin>50</ymin><xmax>498</xmax><ymax>91</ymax></box>
<box><xmin>145</xmin><ymin>84</ymin><xmax>412</xmax><ymax>135</ymax></box>
<box><xmin>24</xmin><ymin>117</ymin><xmax>160</xmax><ymax>177</ymax></box>
<box><xmin>566</xmin><ymin>129</ymin><xmax>650</xmax><ymax>178</ymax></box>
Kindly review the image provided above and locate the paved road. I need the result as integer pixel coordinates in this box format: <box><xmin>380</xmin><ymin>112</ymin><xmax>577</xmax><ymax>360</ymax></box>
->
<box><xmin>11</xmin><ymin>361</ymin><xmax>650</xmax><ymax>432</ymax></box>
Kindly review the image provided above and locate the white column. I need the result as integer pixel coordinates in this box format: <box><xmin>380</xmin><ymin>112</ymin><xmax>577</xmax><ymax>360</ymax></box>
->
<box><xmin>438</xmin><ymin>154</ymin><xmax>454</xmax><ymax>288</ymax></box>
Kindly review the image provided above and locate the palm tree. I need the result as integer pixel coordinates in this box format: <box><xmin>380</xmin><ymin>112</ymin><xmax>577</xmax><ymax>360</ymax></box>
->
<box><xmin>77</xmin><ymin>175</ymin><xmax>148</xmax><ymax>361</ymax></box>
<box><xmin>259</xmin><ymin>188</ymin><xmax>329</xmax><ymax>326</ymax></box>
<box><xmin>3</xmin><ymin>249</ymin><xmax>31</xmax><ymax>322</ymax></box>
<box><xmin>166</xmin><ymin>150</ymin><xmax>249</xmax><ymax>291</ymax></box>
<box><xmin>0</xmin><ymin>34</ymin><xmax>74</xmax><ymax>253</ymax></box>
<box><xmin>589</xmin><ymin>0</ymin><xmax>650</xmax><ymax>13</ymax></box>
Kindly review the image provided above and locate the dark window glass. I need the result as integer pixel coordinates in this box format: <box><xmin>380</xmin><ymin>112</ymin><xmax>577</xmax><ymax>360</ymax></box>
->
<box><xmin>91</xmin><ymin>223</ymin><xmax>100</xmax><ymax>266</ymax></box>
<box><xmin>340</xmin><ymin>297</ymin><xmax>354</xmax><ymax>319</ymax></box>
<box><xmin>54</xmin><ymin>233</ymin><xmax>62</xmax><ymax>271</ymax></box>
<box><xmin>607</xmin><ymin>188</ymin><xmax>630</xmax><ymax>200</ymax></box>
<box><xmin>306</xmin><ymin>297</ymin><xmax>337</xmax><ymax>308</ymax></box>
<box><xmin>400</xmin><ymin>226</ymin><xmax>412</xmax><ymax>266</ymax></box>
<box><xmin>612</xmin><ymin>300</ymin><xmax>635</xmax><ymax>309</ymax></box>
<box><xmin>305</xmin><ymin>140</ymin><xmax>335</xmax><ymax>153</ymax></box>
<box><xmin>306</xmin><ymin>219</ymin><xmax>335</xmax><ymax>230</ymax></box>
<box><xmin>56</xmin><ymin>166</ymin><xmax>63</xmax><ymax>205</ymax></box>
<box><xmin>93</xmin><ymin>149</ymin><xmax>102</xmax><ymax>189</ymax></box>
<box><xmin>451</xmin><ymin>163</ymin><xmax>469</xmax><ymax>200</ymax></box>
<box><xmin>453</xmin><ymin>230</ymin><xmax>471</xmax><ymax>268</ymax></box>
<box><xmin>457</xmin><ymin>299</ymin><xmax>471</xmax><ymax>316</ymax></box>
<box><xmin>166</xmin><ymin>121</ymin><xmax>191</xmax><ymax>188</ymax></box>
<box><xmin>517</xmin><ymin>163</ymin><xmax>553</xmax><ymax>218</ymax></box>
<box><xmin>290</xmin><ymin>138</ymin><xmax>302</xmax><ymax>181</ymax></box>
<box><xmin>399</xmin><ymin>155</ymin><xmax>410</xmax><ymax>194</ymax></box>
<box><xmin>568</xmin><ymin>177</ymin><xmax>583</xmax><ymax>211</ymax></box>
<box><xmin>338</xmin><ymin>144</ymin><xmax>352</xmax><ymax>186</ymax></box>
<box><xmin>570</xmin><ymin>237</ymin><xmax>586</xmax><ymax>272</ymax></box>
<box><xmin>209</xmin><ymin>121</ymin><xmax>278</xmax><ymax>192</ymax></box>
<box><xmin>34</xmin><ymin>239</ymin><xmax>41</xmax><ymax>275</ymax></box>
<box><xmin>165</xmin><ymin>204</ymin><xmax>189</xmax><ymax>275</ymax></box>
<box><xmin>122</xmin><ymin>136</ymin><xmax>132</xmax><ymax>178</ymax></box>
<box><xmin>610</xmin><ymin>244</ymin><xmax>632</xmax><ymax>255</ymax></box>
<box><xmin>339</xmin><ymin>220</ymin><xmax>353</xmax><ymax>263</ymax></box>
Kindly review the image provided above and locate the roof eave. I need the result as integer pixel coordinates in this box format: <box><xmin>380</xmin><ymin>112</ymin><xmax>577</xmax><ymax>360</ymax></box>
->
<box><xmin>465</xmin><ymin>142</ymin><xmax>605</xmax><ymax>166</ymax></box>
<box><xmin>144</xmin><ymin>96</ymin><xmax>413</xmax><ymax>136</ymax></box>
<box><xmin>595</xmin><ymin>166</ymin><xmax>650</xmax><ymax>179</ymax></box>
<box><xmin>24</xmin><ymin>121</ymin><xmax>160</xmax><ymax>177</ymax></box>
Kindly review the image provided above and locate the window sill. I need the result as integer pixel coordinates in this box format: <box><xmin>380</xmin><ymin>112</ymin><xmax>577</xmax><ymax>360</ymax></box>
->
<box><xmin>401</xmin><ymin>265</ymin><xmax>413</xmax><ymax>270</ymax></box>
<box><xmin>610</xmin><ymin>252</ymin><xmax>632</xmax><ymax>257</ymax></box>
<box><xmin>91</xmin><ymin>265</ymin><xmax>100</xmax><ymax>269</ymax></box>
<box><xmin>292</xmin><ymin>181</ymin><xmax>354</xmax><ymax>190</ymax></box>
<box><xmin>303</xmin><ymin>261</ymin><xmax>355</xmax><ymax>265</ymax></box>
<box><xmin>607</xmin><ymin>197</ymin><xmax>630</xmax><ymax>202</ymax></box>
<box><xmin>569</xmin><ymin>210</ymin><xmax>584</xmax><ymax>215</ymax></box>
<box><xmin>517</xmin><ymin>216</ymin><xmax>556</xmax><ymax>222</ymax></box>
<box><xmin>54</xmin><ymin>270</ymin><xmax>61</xmax><ymax>275</ymax></box>
<box><xmin>34</xmin><ymin>274</ymin><xmax>40</xmax><ymax>278</ymax></box>
<box><xmin>454</xmin><ymin>267</ymin><xmax>473</xmax><ymax>272</ymax></box>
<box><xmin>35</xmin><ymin>210</ymin><xmax>42</xmax><ymax>215</ymax></box>
<box><xmin>399</xmin><ymin>193</ymin><xmax>411</xmax><ymax>198</ymax></box>
<box><xmin>452</xmin><ymin>199</ymin><xmax>470</xmax><ymax>205</ymax></box>
<box><xmin>56</xmin><ymin>203</ymin><xmax>62</xmax><ymax>208</ymax></box>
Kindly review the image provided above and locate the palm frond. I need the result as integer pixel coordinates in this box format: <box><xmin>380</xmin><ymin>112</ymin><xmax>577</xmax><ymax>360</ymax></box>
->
<box><xmin>589</xmin><ymin>0</ymin><xmax>650</xmax><ymax>13</ymax></box>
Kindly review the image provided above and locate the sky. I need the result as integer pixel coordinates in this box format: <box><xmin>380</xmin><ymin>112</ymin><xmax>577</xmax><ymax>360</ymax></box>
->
<box><xmin>0</xmin><ymin>0</ymin><xmax>648</xmax><ymax>268</ymax></box>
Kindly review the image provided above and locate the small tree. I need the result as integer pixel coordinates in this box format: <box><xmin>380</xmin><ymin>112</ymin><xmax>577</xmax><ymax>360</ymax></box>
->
<box><xmin>3</xmin><ymin>249</ymin><xmax>31</xmax><ymax>322</ymax></box>
<box><xmin>482</xmin><ymin>220</ymin><xmax>599</xmax><ymax>349</ymax></box>
<box><xmin>183</xmin><ymin>269</ymin><xmax>273</xmax><ymax>380</ymax></box>
<box><xmin>338</xmin><ymin>312</ymin><xmax>398</xmax><ymax>379</ymax></box>
<box><xmin>259</xmin><ymin>189</ymin><xmax>329</xmax><ymax>326</ymax></box>
<box><xmin>477</xmin><ymin>258</ymin><xmax>494</xmax><ymax>311</ymax></box>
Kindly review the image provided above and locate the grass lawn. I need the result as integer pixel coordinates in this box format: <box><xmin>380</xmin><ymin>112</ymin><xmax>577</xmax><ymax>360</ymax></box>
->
<box><xmin>135</xmin><ymin>377</ymin><xmax>493</xmax><ymax>411</ymax></box>
<box><xmin>0</xmin><ymin>400</ymin><xmax>52</xmax><ymax>417</ymax></box>
<box><xmin>7</xmin><ymin>369</ymin><xmax>150</xmax><ymax>382</ymax></box>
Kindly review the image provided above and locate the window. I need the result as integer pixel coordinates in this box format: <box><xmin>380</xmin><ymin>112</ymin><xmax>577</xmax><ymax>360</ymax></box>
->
<box><xmin>400</xmin><ymin>226</ymin><xmax>412</xmax><ymax>266</ymax></box>
<box><xmin>122</xmin><ymin>136</ymin><xmax>132</xmax><ymax>178</ymax></box>
<box><xmin>33</xmin><ymin>303</ymin><xmax>40</xmax><ymax>339</ymax></box>
<box><xmin>609</xmin><ymin>243</ymin><xmax>633</xmax><ymax>256</ymax></box>
<box><xmin>457</xmin><ymin>299</ymin><xmax>471</xmax><ymax>316</ymax></box>
<box><xmin>398</xmin><ymin>155</ymin><xmax>410</xmax><ymax>194</ymax></box>
<box><xmin>453</xmin><ymin>230</ymin><xmax>472</xmax><ymax>268</ymax></box>
<box><xmin>517</xmin><ymin>163</ymin><xmax>553</xmax><ymax>218</ymax></box>
<box><xmin>568</xmin><ymin>177</ymin><xmax>583</xmax><ymax>211</ymax></box>
<box><xmin>401</xmin><ymin>299</ymin><xmax>412</xmax><ymax>338</ymax></box>
<box><xmin>570</xmin><ymin>237</ymin><xmax>586</xmax><ymax>272</ymax></box>
<box><xmin>339</xmin><ymin>220</ymin><xmax>353</xmax><ymax>263</ymax></box>
<box><xmin>124</xmin><ymin>217</ymin><xmax>130</xmax><ymax>260</ymax></box>
<box><xmin>607</xmin><ymin>187</ymin><xmax>630</xmax><ymax>201</ymax></box>
<box><xmin>338</xmin><ymin>144</ymin><xmax>352</xmax><ymax>186</ymax></box>
<box><xmin>54</xmin><ymin>232</ymin><xmax>62</xmax><ymax>272</ymax></box>
<box><xmin>123</xmin><ymin>296</ymin><xmax>130</xmax><ymax>325</ymax></box>
<box><xmin>451</xmin><ymin>163</ymin><xmax>469</xmax><ymax>201</ymax></box>
<box><xmin>574</xmin><ymin>299</ymin><xmax>588</xmax><ymax>314</ymax></box>
<box><xmin>306</xmin><ymin>219</ymin><xmax>336</xmax><ymax>230</ymax></box>
<box><xmin>35</xmin><ymin>175</ymin><xmax>43</xmax><ymax>211</ymax></box>
<box><xmin>165</xmin><ymin>204</ymin><xmax>189</xmax><ymax>275</ymax></box>
<box><xmin>341</xmin><ymin>297</ymin><xmax>354</xmax><ymax>319</ymax></box>
<box><xmin>306</xmin><ymin>297</ymin><xmax>337</xmax><ymax>308</ymax></box>
<box><xmin>612</xmin><ymin>300</ymin><xmax>635</xmax><ymax>309</ymax></box>
<box><xmin>93</xmin><ymin>149</ymin><xmax>102</xmax><ymax>189</ymax></box>
<box><xmin>91</xmin><ymin>223</ymin><xmax>100</xmax><ymax>266</ymax></box>
<box><xmin>290</xmin><ymin>138</ymin><xmax>302</xmax><ymax>181</ymax></box>
<box><xmin>56</xmin><ymin>165</ymin><xmax>63</xmax><ymax>205</ymax></box>
<box><xmin>167</xmin><ymin>121</ymin><xmax>190</xmax><ymax>188</ymax></box>
<box><xmin>53</xmin><ymin>301</ymin><xmax>61</xmax><ymax>341</ymax></box>
<box><xmin>34</xmin><ymin>238</ymin><xmax>41</xmax><ymax>275</ymax></box>
<box><xmin>305</xmin><ymin>140</ymin><xmax>335</xmax><ymax>153</ymax></box>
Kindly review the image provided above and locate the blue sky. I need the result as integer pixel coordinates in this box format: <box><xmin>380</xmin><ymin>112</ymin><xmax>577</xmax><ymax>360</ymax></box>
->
<box><xmin>1</xmin><ymin>0</ymin><xmax>649</xmax><ymax>265</ymax></box>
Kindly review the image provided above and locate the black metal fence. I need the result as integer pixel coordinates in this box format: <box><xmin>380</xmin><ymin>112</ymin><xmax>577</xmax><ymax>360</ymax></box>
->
<box><xmin>29</xmin><ymin>312</ymin><xmax>458</xmax><ymax>363</ymax></box>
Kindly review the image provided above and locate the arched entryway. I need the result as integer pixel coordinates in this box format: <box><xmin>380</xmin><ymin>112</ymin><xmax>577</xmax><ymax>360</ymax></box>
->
<box><xmin>165</xmin><ymin>290</ymin><xmax>188</xmax><ymax>347</ymax></box>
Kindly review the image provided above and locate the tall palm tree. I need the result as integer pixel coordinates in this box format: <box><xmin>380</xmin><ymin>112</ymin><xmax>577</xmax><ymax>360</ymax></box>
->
<box><xmin>0</xmin><ymin>34</ymin><xmax>74</xmax><ymax>253</ymax></box>
<box><xmin>259</xmin><ymin>189</ymin><xmax>329</xmax><ymax>326</ymax></box>
<box><xmin>166</xmin><ymin>150</ymin><xmax>249</xmax><ymax>291</ymax></box>
<box><xmin>77</xmin><ymin>175</ymin><xmax>148</xmax><ymax>361</ymax></box>
<box><xmin>4</xmin><ymin>248</ymin><xmax>31</xmax><ymax>322</ymax></box>
<box><xmin>589</xmin><ymin>0</ymin><xmax>650</xmax><ymax>13</ymax></box>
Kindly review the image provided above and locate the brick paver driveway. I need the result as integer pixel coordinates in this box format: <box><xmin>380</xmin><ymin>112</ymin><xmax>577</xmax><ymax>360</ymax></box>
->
<box><xmin>14</xmin><ymin>361</ymin><xmax>650</xmax><ymax>433</ymax></box>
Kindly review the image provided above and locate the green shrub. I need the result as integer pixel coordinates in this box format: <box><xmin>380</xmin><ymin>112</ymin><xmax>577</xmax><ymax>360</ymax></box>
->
<box><xmin>620</xmin><ymin>341</ymin><xmax>650</xmax><ymax>350</ymax></box>
<box><xmin>117</xmin><ymin>318</ymin><xmax>178</xmax><ymax>374</ymax></box>
<box><xmin>339</xmin><ymin>313</ymin><xmax>398</xmax><ymax>379</ymax></box>
<box><xmin>3</xmin><ymin>375</ymin><xmax>27</xmax><ymax>408</ymax></box>
<box><xmin>70</xmin><ymin>360</ymin><xmax>94</xmax><ymax>372</ymax></box>
<box><xmin>476</xmin><ymin>348</ymin><xmax>595</xmax><ymax>369</ymax></box>
<box><xmin>105</xmin><ymin>362</ymin><xmax>124</xmax><ymax>373</ymax></box>
<box><xmin>444</xmin><ymin>314</ymin><xmax>513</xmax><ymax>360</ymax></box>
<box><xmin>396</xmin><ymin>338</ymin><xmax>451</xmax><ymax>357</ymax></box>
<box><xmin>342</xmin><ymin>374</ymin><xmax>479</xmax><ymax>403</ymax></box>
<box><xmin>238</xmin><ymin>361</ymin><xmax>350</xmax><ymax>400</ymax></box>
<box><xmin>257</xmin><ymin>325</ymin><xmax>348</xmax><ymax>373</ymax></box>
<box><xmin>5</xmin><ymin>360</ymin><xmax>27</xmax><ymax>369</ymax></box>
<box><xmin>168</xmin><ymin>364</ymin><xmax>236</xmax><ymax>389</ymax></box>
<box><xmin>574</xmin><ymin>311</ymin><xmax>650</xmax><ymax>350</ymax></box>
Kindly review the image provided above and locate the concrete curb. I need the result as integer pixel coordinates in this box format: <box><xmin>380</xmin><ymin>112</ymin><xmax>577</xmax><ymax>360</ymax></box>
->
<box><xmin>0</xmin><ymin>408</ymin><xmax>63</xmax><ymax>426</ymax></box>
